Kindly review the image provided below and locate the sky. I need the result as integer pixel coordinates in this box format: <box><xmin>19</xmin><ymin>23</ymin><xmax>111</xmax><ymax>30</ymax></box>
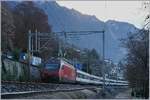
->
<box><xmin>57</xmin><ymin>1</ymin><xmax>149</xmax><ymax>29</ymax></box>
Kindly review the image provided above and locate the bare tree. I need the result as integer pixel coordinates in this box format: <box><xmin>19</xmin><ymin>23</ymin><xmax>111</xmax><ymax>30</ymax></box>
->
<box><xmin>123</xmin><ymin>29</ymin><xmax>149</xmax><ymax>98</ymax></box>
<box><xmin>1</xmin><ymin>2</ymin><xmax>15</xmax><ymax>51</ymax></box>
<box><xmin>13</xmin><ymin>1</ymin><xmax>51</xmax><ymax>50</ymax></box>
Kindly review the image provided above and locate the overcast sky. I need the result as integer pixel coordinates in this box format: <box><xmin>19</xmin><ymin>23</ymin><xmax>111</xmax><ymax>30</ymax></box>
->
<box><xmin>57</xmin><ymin>1</ymin><xmax>148</xmax><ymax>29</ymax></box>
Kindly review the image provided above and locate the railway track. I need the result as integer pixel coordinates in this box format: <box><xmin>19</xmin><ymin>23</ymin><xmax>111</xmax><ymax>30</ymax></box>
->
<box><xmin>1</xmin><ymin>87</ymin><xmax>98</xmax><ymax>99</ymax></box>
<box><xmin>1</xmin><ymin>81</ymin><xmax>100</xmax><ymax>99</ymax></box>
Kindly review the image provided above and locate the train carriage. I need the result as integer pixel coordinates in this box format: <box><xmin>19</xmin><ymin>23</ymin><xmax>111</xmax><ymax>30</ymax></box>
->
<box><xmin>76</xmin><ymin>69</ymin><xmax>103</xmax><ymax>85</ymax></box>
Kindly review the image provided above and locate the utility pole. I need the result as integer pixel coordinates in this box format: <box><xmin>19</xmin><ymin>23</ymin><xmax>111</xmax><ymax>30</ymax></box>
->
<box><xmin>64</xmin><ymin>31</ymin><xmax>67</xmax><ymax>58</ymax></box>
<box><xmin>28</xmin><ymin>30</ymin><xmax>39</xmax><ymax>81</ymax></box>
<box><xmin>35</xmin><ymin>29</ymin><xmax>38</xmax><ymax>51</ymax></box>
<box><xmin>58</xmin><ymin>39</ymin><xmax>62</xmax><ymax>58</ymax></box>
<box><xmin>87</xmin><ymin>50</ymin><xmax>90</xmax><ymax>73</ymax></box>
<box><xmin>37</xmin><ymin>32</ymin><xmax>40</xmax><ymax>52</ymax></box>
<box><xmin>28</xmin><ymin>30</ymin><xmax>31</xmax><ymax>81</ymax></box>
<box><xmin>31</xmin><ymin>32</ymin><xmax>33</xmax><ymax>56</ymax></box>
<box><xmin>102</xmin><ymin>30</ymin><xmax>105</xmax><ymax>90</ymax></box>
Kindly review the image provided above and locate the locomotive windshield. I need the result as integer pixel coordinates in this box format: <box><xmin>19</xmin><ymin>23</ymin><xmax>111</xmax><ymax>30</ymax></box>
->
<box><xmin>44</xmin><ymin>58</ymin><xmax>60</xmax><ymax>70</ymax></box>
<box><xmin>45</xmin><ymin>63</ymin><xmax>60</xmax><ymax>70</ymax></box>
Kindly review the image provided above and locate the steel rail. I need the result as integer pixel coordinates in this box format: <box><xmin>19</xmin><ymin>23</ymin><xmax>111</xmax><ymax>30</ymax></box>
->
<box><xmin>1</xmin><ymin>87</ymin><xmax>98</xmax><ymax>99</ymax></box>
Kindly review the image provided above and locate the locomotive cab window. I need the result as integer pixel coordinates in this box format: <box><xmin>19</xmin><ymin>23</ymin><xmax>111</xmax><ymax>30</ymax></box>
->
<box><xmin>45</xmin><ymin>63</ymin><xmax>60</xmax><ymax>70</ymax></box>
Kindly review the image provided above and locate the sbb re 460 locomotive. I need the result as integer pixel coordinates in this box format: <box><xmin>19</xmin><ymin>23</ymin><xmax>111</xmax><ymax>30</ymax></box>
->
<box><xmin>41</xmin><ymin>58</ymin><xmax>76</xmax><ymax>83</ymax></box>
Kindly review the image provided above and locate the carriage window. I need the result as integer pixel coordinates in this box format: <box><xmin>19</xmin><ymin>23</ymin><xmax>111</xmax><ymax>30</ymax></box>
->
<box><xmin>81</xmin><ymin>74</ymin><xmax>84</xmax><ymax>78</ymax></box>
<box><xmin>78</xmin><ymin>73</ymin><xmax>81</xmax><ymax>77</ymax></box>
<box><xmin>90</xmin><ymin>77</ymin><xmax>94</xmax><ymax>80</ymax></box>
<box><xmin>78</xmin><ymin>73</ymin><xmax>84</xmax><ymax>78</ymax></box>
<box><xmin>86</xmin><ymin>76</ymin><xmax>89</xmax><ymax>79</ymax></box>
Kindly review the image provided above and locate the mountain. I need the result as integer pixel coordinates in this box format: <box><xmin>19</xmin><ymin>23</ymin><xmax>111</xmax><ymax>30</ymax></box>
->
<box><xmin>6</xmin><ymin>1</ymin><xmax>139</xmax><ymax>63</ymax></box>
<box><xmin>35</xmin><ymin>1</ymin><xmax>105</xmax><ymax>32</ymax></box>
<box><xmin>105</xmin><ymin>20</ymin><xmax>138</xmax><ymax>62</ymax></box>
<box><xmin>35</xmin><ymin>1</ymin><xmax>139</xmax><ymax>62</ymax></box>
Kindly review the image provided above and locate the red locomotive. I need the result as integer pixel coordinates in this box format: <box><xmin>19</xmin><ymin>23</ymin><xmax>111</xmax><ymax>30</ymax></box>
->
<box><xmin>41</xmin><ymin>58</ymin><xmax>76</xmax><ymax>83</ymax></box>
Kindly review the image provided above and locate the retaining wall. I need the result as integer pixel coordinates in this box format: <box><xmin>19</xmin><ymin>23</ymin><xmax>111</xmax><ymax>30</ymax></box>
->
<box><xmin>2</xmin><ymin>58</ymin><xmax>41</xmax><ymax>81</ymax></box>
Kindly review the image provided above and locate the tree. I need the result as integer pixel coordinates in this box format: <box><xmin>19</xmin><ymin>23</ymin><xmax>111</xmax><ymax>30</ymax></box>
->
<box><xmin>82</xmin><ymin>63</ymin><xmax>92</xmax><ymax>74</ymax></box>
<box><xmin>89</xmin><ymin>49</ymin><xmax>99</xmax><ymax>60</ymax></box>
<box><xmin>79</xmin><ymin>48</ymin><xmax>101</xmax><ymax>75</ymax></box>
<box><xmin>39</xmin><ymin>36</ymin><xmax>59</xmax><ymax>61</ymax></box>
<box><xmin>123</xmin><ymin>30</ymin><xmax>149</xmax><ymax>98</ymax></box>
<box><xmin>116</xmin><ymin>61</ymin><xmax>126</xmax><ymax>80</ymax></box>
<box><xmin>11</xmin><ymin>1</ymin><xmax>60</xmax><ymax>60</ymax></box>
<box><xmin>122</xmin><ymin>3</ymin><xmax>149</xmax><ymax>97</ymax></box>
<box><xmin>13</xmin><ymin>1</ymin><xmax>51</xmax><ymax>50</ymax></box>
<box><xmin>2</xmin><ymin>1</ymin><xmax>61</xmax><ymax>61</ymax></box>
<box><xmin>141</xmin><ymin>1</ymin><xmax>150</xmax><ymax>29</ymax></box>
<box><xmin>1</xmin><ymin>2</ymin><xmax>15</xmax><ymax>51</ymax></box>
<box><xmin>65</xmin><ymin>47</ymin><xmax>80</xmax><ymax>60</ymax></box>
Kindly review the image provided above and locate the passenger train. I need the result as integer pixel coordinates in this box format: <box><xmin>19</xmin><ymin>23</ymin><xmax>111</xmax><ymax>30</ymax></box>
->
<box><xmin>41</xmin><ymin>58</ymin><xmax>128</xmax><ymax>86</ymax></box>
